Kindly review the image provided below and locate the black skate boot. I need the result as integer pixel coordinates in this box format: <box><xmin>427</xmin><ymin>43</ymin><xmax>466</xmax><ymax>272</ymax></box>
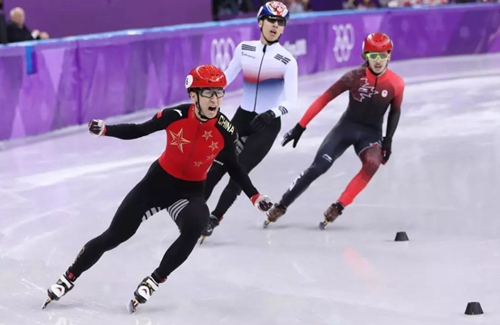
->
<box><xmin>263</xmin><ymin>203</ymin><xmax>287</xmax><ymax>228</ymax></box>
<box><xmin>319</xmin><ymin>202</ymin><xmax>344</xmax><ymax>230</ymax></box>
<box><xmin>199</xmin><ymin>214</ymin><xmax>222</xmax><ymax>244</ymax></box>
<box><xmin>41</xmin><ymin>272</ymin><xmax>76</xmax><ymax>309</ymax></box>
<box><xmin>128</xmin><ymin>275</ymin><xmax>164</xmax><ymax>313</ymax></box>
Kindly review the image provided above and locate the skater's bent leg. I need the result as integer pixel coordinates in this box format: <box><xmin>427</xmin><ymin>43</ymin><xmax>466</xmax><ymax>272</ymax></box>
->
<box><xmin>337</xmin><ymin>146</ymin><xmax>382</xmax><ymax>206</ymax></box>
<box><xmin>280</xmin><ymin>157</ymin><xmax>332</xmax><ymax>207</ymax></box>
<box><xmin>154</xmin><ymin>197</ymin><xmax>209</xmax><ymax>279</ymax></box>
<box><xmin>211</xmin><ymin>179</ymin><xmax>243</xmax><ymax>218</ymax></box>
<box><xmin>281</xmin><ymin>132</ymin><xmax>351</xmax><ymax>207</ymax></box>
<box><xmin>68</xmin><ymin>181</ymin><xmax>162</xmax><ymax>279</ymax></box>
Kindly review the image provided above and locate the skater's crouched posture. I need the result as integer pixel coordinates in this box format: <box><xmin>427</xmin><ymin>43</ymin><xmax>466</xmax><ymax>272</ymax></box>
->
<box><xmin>265</xmin><ymin>33</ymin><xmax>405</xmax><ymax>229</ymax></box>
<box><xmin>43</xmin><ymin>65</ymin><xmax>273</xmax><ymax>312</ymax></box>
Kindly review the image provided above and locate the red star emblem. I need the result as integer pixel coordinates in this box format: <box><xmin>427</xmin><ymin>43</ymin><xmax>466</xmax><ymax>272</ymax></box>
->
<box><xmin>209</xmin><ymin>141</ymin><xmax>219</xmax><ymax>151</ymax></box>
<box><xmin>202</xmin><ymin>131</ymin><xmax>212</xmax><ymax>141</ymax></box>
<box><xmin>169</xmin><ymin>128</ymin><xmax>191</xmax><ymax>153</ymax></box>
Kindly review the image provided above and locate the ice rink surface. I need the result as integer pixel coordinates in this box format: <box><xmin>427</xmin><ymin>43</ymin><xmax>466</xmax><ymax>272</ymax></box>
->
<box><xmin>1</xmin><ymin>53</ymin><xmax>500</xmax><ymax>325</ymax></box>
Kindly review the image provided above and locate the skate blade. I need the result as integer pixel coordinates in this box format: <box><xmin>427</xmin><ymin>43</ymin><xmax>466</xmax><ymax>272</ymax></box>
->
<box><xmin>263</xmin><ymin>219</ymin><xmax>271</xmax><ymax>229</ymax></box>
<box><xmin>199</xmin><ymin>235</ymin><xmax>206</xmax><ymax>245</ymax></box>
<box><xmin>319</xmin><ymin>220</ymin><xmax>329</xmax><ymax>230</ymax></box>
<box><xmin>41</xmin><ymin>297</ymin><xmax>52</xmax><ymax>309</ymax></box>
<box><xmin>128</xmin><ymin>299</ymin><xmax>139</xmax><ymax>313</ymax></box>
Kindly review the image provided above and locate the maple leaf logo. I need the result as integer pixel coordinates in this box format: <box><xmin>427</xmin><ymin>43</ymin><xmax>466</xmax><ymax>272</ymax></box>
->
<box><xmin>352</xmin><ymin>78</ymin><xmax>379</xmax><ymax>102</ymax></box>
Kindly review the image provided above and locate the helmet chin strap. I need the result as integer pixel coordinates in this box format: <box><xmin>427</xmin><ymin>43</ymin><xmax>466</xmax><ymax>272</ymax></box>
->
<box><xmin>195</xmin><ymin>102</ymin><xmax>209</xmax><ymax>122</ymax></box>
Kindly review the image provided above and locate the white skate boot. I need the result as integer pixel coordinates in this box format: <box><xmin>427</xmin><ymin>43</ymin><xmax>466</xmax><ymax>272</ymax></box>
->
<box><xmin>128</xmin><ymin>275</ymin><xmax>163</xmax><ymax>313</ymax></box>
<box><xmin>42</xmin><ymin>272</ymin><xmax>75</xmax><ymax>309</ymax></box>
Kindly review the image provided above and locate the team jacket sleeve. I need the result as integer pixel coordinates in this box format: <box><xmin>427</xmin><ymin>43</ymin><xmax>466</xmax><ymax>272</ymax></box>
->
<box><xmin>270</xmin><ymin>57</ymin><xmax>299</xmax><ymax>118</ymax></box>
<box><xmin>385</xmin><ymin>78</ymin><xmax>405</xmax><ymax>140</ymax></box>
<box><xmin>220</xmin><ymin>133</ymin><xmax>259</xmax><ymax>199</ymax></box>
<box><xmin>298</xmin><ymin>70</ymin><xmax>353</xmax><ymax>128</ymax></box>
<box><xmin>224</xmin><ymin>42</ymin><xmax>243</xmax><ymax>86</ymax></box>
<box><xmin>104</xmin><ymin>108</ymin><xmax>175</xmax><ymax>140</ymax></box>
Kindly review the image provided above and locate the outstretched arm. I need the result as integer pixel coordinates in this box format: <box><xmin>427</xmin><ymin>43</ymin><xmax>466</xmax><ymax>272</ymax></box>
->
<box><xmin>281</xmin><ymin>71</ymin><xmax>354</xmax><ymax>148</ymax></box>
<box><xmin>298</xmin><ymin>70</ymin><xmax>353</xmax><ymax>128</ymax></box>
<box><xmin>90</xmin><ymin>107</ymin><xmax>180</xmax><ymax>140</ymax></box>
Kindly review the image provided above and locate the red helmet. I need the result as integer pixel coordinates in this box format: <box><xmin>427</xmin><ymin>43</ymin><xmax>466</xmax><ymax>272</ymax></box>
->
<box><xmin>185</xmin><ymin>64</ymin><xmax>227</xmax><ymax>92</ymax></box>
<box><xmin>362</xmin><ymin>33</ymin><xmax>393</xmax><ymax>52</ymax></box>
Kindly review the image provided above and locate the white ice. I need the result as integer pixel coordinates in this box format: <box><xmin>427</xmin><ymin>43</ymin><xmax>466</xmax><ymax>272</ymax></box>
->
<box><xmin>1</xmin><ymin>54</ymin><xmax>500</xmax><ymax>325</ymax></box>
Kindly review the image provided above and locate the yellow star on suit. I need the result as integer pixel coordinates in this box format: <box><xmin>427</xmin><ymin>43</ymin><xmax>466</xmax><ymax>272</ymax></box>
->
<box><xmin>169</xmin><ymin>129</ymin><xmax>191</xmax><ymax>153</ymax></box>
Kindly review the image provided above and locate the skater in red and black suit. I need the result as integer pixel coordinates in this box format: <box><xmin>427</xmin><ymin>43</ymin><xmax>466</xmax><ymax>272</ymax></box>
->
<box><xmin>43</xmin><ymin>65</ymin><xmax>273</xmax><ymax>312</ymax></box>
<box><xmin>265</xmin><ymin>33</ymin><xmax>405</xmax><ymax>229</ymax></box>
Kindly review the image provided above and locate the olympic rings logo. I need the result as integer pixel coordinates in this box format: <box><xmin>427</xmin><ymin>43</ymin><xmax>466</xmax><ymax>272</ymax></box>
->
<box><xmin>211</xmin><ymin>38</ymin><xmax>236</xmax><ymax>71</ymax></box>
<box><xmin>332</xmin><ymin>24</ymin><xmax>355</xmax><ymax>63</ymax></box>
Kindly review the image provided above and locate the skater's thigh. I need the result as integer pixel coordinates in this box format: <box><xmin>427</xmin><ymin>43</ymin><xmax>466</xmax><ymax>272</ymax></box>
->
<box><xmin>314</xmin><ymin>123</ymin><xmax>354</xmax><ymax>163</ymax></box>
<box><xmin>108</xmin><ymin>170</ymin><xmax>166</xmax><ymax>233</ymax></box>
<box><xmin>169</xmin><ymin>196</ymin><xmax>209</xmax><ymax>236</ymax></box>
<box><xmin>353</xmin><ymin>127</ymin><xmax>382</xmax><ymax>157</ymax></box>
<box><xmin>236</xmin><ymin>119</ymin><xmax>280</xmax><ymax>172</ymax></box>
<box><xmin>230</xmin><ymin>107</ymin><xmax>258</xmax><ymax>137</ymax></box>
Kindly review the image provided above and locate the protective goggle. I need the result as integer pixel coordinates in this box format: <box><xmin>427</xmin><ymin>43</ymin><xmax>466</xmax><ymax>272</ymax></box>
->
<box><xmin>265</xmin><ymin>16</ymin><xmax>287</xmax><ymax>27</ymax></box>
<box><xmin>199</xmin><ymin>88</ymin><xmax>225</xmax><ymax>98</ymax></box>
<box><xmin>365</xmin><ymin>52</ymin><xmax>390</xmax><ymax>61</ymax></box>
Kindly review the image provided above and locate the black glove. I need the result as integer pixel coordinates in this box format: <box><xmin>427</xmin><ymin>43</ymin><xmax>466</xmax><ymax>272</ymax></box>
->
<box><xmin>250</xmin><ymin>110</ymin><xmax>275</xmax><ymax>132</ymax></box>
<box><xmin>88</xmin><ymin>119</ymin><xmax>106</xmax><ymax>136</ymax></box>
<box><xmin>281</xmin><ymin>123</ymin><xmax>306</xmax><ymax>148</ymax></box>
<box><xmin>382</xmin><ymin>137</ymin><xmax>392</xmax><ymax>164</ymax></box>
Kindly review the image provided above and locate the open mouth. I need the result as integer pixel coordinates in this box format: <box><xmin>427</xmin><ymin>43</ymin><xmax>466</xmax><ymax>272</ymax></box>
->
<box><xmin>208</xmin><ymin>106</ymin><xmax>217</xmax><ymax>112</ymax></box>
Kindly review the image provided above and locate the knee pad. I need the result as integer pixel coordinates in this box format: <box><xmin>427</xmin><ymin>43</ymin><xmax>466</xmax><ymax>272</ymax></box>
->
<box><xmin>361</xmin><ymin>148</ymin><xmax>382</xmax><ymax>175</ymax></box>
<box><xmin>362</xmin><ymin>159</ymin><xmax>380</xmax><ymax>176</ymax></box>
